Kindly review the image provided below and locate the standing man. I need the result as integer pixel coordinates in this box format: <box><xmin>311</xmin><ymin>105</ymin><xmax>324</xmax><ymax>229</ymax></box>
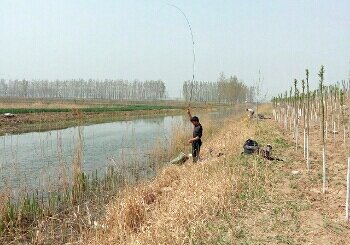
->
<box><xmin>187</xmin><ymin>108</ymin><xmax>203</xmax><ymax>163</ymax></box>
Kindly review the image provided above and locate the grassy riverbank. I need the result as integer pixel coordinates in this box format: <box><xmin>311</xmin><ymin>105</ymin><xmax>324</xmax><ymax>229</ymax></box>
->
<box><xmin>4</xmin><ymin>103</ymin><xmax>348</xmax><ymax>243</ymax></box>
<box><xmin>0</xmin><ymin>108</ymin><xmax>220</xmax><ymax>244</ymax></box>
<box><xmin>79</xmin><ymin>105</ymin><xmax>350</xmax><ymax>244</ymax></box>
<box><xmin>0</xmin><ymin>99</ymin><xmax>215</xmax><ymax>135</ymax></box>
<box><xmin>0</xmin><ymin>108</ymin><xmax>183</xmax><ymax>136</ymax></box>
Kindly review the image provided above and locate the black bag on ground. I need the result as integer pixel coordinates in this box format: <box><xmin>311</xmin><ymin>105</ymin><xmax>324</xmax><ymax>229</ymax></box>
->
<box><xmin>243</xmin><ymin>139</ymin><xmax>259</xmax><ymax>154</ymax></box>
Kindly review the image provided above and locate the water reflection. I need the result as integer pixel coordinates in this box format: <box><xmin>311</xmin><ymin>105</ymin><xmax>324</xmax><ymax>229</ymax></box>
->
<box><xmin>0</xmin><ymin>109</ymin><xmax>237</xmax><ymax>192</ymax></box>
<box><xmin>0</xmin><ymin>115</ymin><xmax>186</xmax><ymax>191</ymax></box>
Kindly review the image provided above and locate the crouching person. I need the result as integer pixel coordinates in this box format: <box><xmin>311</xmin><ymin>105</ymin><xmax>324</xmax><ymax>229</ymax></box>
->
<box><xmin>187</xmin><ymin>108</ymin><xmax>203</xmax><ymax>163</ymax></box>
<box><xmin>246</xmin><ymin>108</ymin><xmax>254</xmax><ymax>119</ymax></box>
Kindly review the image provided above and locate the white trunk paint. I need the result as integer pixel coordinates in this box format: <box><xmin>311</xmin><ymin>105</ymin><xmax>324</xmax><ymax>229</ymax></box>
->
<box><xmin>344</xmin><ymin>126</ymin><xmax>346</xmax><ymax>146</ymax></box>
<box><xmin>303</xmin><ymin>129</ymin><xmax>306</xmax><ymax>159</ymax></box>
<box><xmin>295</xmin><ymin>126</ymin><xmax>298</xmax><ymax>151</ymax></box>
<box><xmin>306</xmin><ymin>134</ymin><xmax>310</xmax><ymax>171</ymax></box>
<box><xmin>333</xmin><ymin>121</ymin><xmax>336</xmax><ymax>148</ymax></box>
<box><xmin>322</xmin><ymin>146</ymin><xmax>326</xmax><ymax>194</ymax></box>
<box><xmin>345</xmin><ymin>157</ymin><xmax>350</xmax><ymax>221</ymax></box>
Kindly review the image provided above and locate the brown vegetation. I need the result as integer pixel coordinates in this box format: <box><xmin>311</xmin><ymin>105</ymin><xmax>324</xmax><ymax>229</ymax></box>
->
<box><xmin>81</xmin><ymin>106</ymin><xmax>350</xmax><ymax>244</ymax></box>
<box><xmin>3</xmin><ymin>102</ymin><xmax>350</xmax><ymax>243</ymax></box>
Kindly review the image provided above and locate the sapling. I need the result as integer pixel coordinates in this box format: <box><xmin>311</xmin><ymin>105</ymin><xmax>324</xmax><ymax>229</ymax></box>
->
<box><xmin>325</xmin><ymin>86</ymin><xmax>329</xmax><ymax>140</ymax></box>
<box><xmin>306</xmin><ymin>69</ymin><xmax>310</xmax><ymax>171</ymax></box>
<box><xmin>319</xmin><ymin>65</ymin><xmax>327</xmax><ymax>194</ymax></box>
<box><xmin>256</xmin><ymin>69</ymin><xmax>262</xmax><ymax>124</ymax></box>
<box><xmin>313</xmin><ymin>91</ymin><xmax>320</xmax><ymax>122</ymax></box>
<box><xmin>313</xmin><ymin>91</ymin><xmax>317</xmax><ymax>122</ymax></box>
<box><xmin>346</xmin><ymin>157</ymin><xmax>350</xmax><ymax>221</ymax></box>
<box><xmin>290</xmin><ymin>87</ymin><xmax>293</xmax><ymax>131</ymax></box>
<box><xmin>346</xmin><ymin>69</ymin><xmax>350</xmax><ymax>221</ymax></box>
<box><xmin>284</xmin><ymin>91</ymin><xmax>288</xmax><ymax>129</ymax></box>
<box><xmin>302</xmin><ymin>79</ymin><xmax>306</xmax><ymax>159</ymax></box>
<box><xmin>340</xmin><ymin>89</ymin><xmax>346</xmax><ymax>148</ymax></box>
<box><xmin>294</xmin><ymin>79</ymin><xmax>299</xmax><ymax>151</ymax></box>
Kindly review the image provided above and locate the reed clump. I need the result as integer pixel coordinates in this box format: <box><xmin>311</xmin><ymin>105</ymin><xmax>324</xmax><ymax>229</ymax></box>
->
<box><xmin>0</xmin><ymin>111</ymin><xmax>222</xmax><ymax>243</ymax></box>
<box><xmin>84</xmin><ymin>113</ymin><xmax>255</xmax><ymax>244</ymax></box>
<box><xmin>148</xmin><ymin>114</ymin><xmax>217</xmax><ymax>172</ymax></box>
<box><xmin>0</xmin><ymin>125</ymin><xmax>130</xmax><ymax>244</ymax></box>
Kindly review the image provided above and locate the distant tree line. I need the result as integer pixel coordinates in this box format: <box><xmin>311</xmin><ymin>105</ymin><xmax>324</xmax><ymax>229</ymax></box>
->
<box><xmin>0</xmin><ymin>79</ymin><xmax>166</xmax><ymax>100</ymax></box>
<box><xmin>182</xmin><ymin>73</ymin><xmax>254</xmax><ymax>103</ymax></box>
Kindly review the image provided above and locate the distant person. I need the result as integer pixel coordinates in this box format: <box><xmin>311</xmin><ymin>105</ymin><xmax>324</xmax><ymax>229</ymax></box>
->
<box><xmin>246</xmin><ymin>108</ymin><xmax>254</xmax><ymax>118</ymax></box>
<box><xmin>187</xmin><ymin>108</ymin><xmax>203</xmax><ymax>163</ymax></box>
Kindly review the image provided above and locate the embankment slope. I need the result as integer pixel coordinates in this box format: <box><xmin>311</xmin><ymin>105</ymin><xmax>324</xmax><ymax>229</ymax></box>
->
<box><xmin>84</xmin><ymin>110</ymin><xmax>350</xmax><ymax>244</ymax></box>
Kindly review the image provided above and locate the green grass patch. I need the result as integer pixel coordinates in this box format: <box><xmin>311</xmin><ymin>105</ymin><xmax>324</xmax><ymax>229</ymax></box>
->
<box><xmin>0</xmin><ymin>105</ymin><xmax>180</xmax><ymax>114</ymax></box>
<box><xmin>273</xmin><ymin>137</ymin><xmax>290</xmax><ymax>147</ymax></box>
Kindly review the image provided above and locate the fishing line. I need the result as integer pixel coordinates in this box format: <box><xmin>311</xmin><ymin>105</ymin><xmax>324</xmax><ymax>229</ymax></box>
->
<box><xmin>166</xmin><ymin>3</ymin><xmax>196</xmax><ymax>107</ymax></box>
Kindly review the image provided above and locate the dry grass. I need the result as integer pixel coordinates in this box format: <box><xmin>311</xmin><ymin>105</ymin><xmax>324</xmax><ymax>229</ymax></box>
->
<box><xmin>229</xmin><ymin>106</ymin><xmax>350</xmax><ymax>244</ymax></box>
<box><xmin>80</xmin><ymin>105</ymin><xmax>350</xmax><ymax>244</ymax></box>
<box><xmin>83</xmin><ymin>114</ymin><xmax>254</xmax><ymax>244</ymax></box>
<box><xmin>6</xmin><ymin>102</ymin><xmax>350</xmax><ymax>243</ymax></box>
<box><xmin>98</xmin><ymin>164</ymin><xmax>233</xmax><ymax>244</ymax></box>
<box><xmin>0</xmin><ymin>100</ymin><xmax>85</xmax><ymax>109</ymax></box>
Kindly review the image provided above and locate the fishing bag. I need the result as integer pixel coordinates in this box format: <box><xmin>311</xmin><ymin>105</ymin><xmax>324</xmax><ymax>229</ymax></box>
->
<box><xmin>243</xmin><ymin>139</ymin><xmax>259</xmax><ymax>154</ymax></box>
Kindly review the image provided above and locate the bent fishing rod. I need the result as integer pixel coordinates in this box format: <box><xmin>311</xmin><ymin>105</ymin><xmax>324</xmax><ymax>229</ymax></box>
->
<box><xmin>167</xmin><ymin>3</ymin><xmax>196</xmax><ymax>108</ymax></box>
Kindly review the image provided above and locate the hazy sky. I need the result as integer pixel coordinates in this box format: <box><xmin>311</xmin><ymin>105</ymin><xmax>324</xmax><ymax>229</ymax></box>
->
<box><xmin>1</xmin><ymin>0</ymin><xmax>349</xmax><ymax>98</ymax></box>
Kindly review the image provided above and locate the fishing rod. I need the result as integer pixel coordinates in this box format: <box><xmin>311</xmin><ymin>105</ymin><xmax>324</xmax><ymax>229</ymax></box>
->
<box><xmin>167</xmin><ymin>3</ymin><xmax>196</xmax><ymax>107</ymax></box>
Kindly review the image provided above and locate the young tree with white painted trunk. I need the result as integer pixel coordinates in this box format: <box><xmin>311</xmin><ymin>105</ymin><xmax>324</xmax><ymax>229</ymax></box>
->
<box><xmin>306</xmin><ymin>69</ymin><xmax>310</xmax><ymax>171</ymax></box>
<box><xmin>294</xmin><ymin>79</ymin><xmax>299</xmax><ymax>151</ymax></box>
<box><xmin>319</xmin><ymin>65</ymin><xmax>327</xmax><ymax>194</ymax></box>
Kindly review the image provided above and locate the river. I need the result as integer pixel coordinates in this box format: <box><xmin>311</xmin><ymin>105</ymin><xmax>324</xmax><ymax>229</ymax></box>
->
<box><xmin>0</xmin><ymin>109</ymin><xmax>236</xmax><ymax>193</ymax></box>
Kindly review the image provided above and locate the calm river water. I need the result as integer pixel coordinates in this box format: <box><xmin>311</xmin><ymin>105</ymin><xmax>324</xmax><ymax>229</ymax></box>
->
<box><xmin>0</xmin><ymin>109</ymin><xmax>236</xmax><ymax>192</ymax></box>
